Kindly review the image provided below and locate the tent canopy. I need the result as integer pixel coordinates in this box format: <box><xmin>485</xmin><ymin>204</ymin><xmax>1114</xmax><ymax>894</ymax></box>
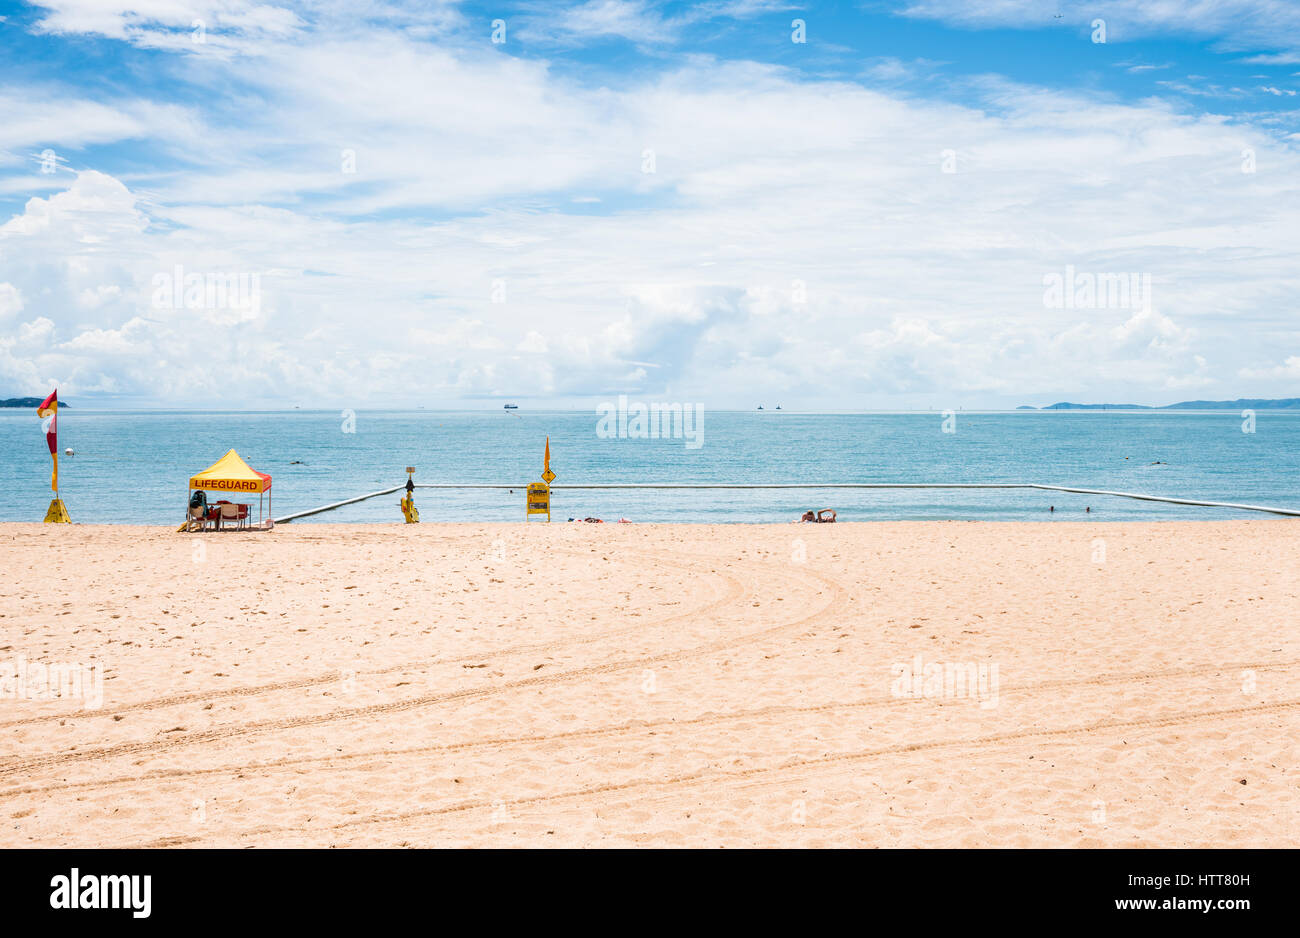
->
<box><xmin>189</xmin><ymin>449</ymin><xmax>271</xmax><ymax>493</ymax></box>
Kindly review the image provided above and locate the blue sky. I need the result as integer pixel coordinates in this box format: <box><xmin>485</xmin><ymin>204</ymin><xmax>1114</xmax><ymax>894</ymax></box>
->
<box><xmin>1</xmin><ymin>0</ymin><xmax>1299</xmax><ymax>408</ymax></box>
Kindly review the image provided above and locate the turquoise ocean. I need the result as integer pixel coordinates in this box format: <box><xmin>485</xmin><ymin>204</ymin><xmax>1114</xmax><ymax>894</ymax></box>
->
<box><xmin>1</xmin><ymin>410</ymin><xmax>1297</xmax><ymax>524</ymax></box>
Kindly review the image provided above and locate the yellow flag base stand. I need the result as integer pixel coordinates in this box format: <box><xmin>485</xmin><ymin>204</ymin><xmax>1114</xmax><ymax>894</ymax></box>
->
<box><xmin>44</xmin><ymin>499</ymin><xmax>71</xmax><ymax>523</ymax></box>
<box><xmin>400</xmin><ymin>467</ymin><xmax>419</xmax><ymax>523</ymax></box>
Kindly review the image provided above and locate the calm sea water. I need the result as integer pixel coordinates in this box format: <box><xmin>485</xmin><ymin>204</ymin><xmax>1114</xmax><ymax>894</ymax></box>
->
<box><xmin>1</xmin><ymin>410</ymin><xmax>1297</xmax><ymax>524</ymax></box>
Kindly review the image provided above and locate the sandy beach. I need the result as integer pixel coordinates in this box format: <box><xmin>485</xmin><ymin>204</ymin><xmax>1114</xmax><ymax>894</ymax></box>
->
<box><xmin>1</xmin><ymin>520</ymin><xmax>1296</xmax><ymax>848</ymax></box>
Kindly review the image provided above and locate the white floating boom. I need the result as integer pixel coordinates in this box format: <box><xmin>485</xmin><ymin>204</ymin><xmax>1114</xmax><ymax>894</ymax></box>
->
<box><xmin>273</xmin><ymin>482</ymin><xmax>1300</xmax><ymax>523</ymax></box>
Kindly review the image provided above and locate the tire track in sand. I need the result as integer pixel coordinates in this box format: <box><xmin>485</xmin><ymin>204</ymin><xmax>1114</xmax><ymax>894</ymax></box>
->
<box><xmin>134</xmin><ymin>697</ymin><xmax>1300</xmax><ymax>847</ymax></box>
<box><xmin>0</xmin><ymin>549</ymin><xmax>848</xmax><ymax>777</ymax></box>
<box><xmin>0</xmin><ymin>543</ymin><xmax>752</xmax><ymax>730</ymax></box>
<box><xmin>3</xmin><ymin>657</ymin><xmax>1295</xmax><ymax>801</ymax></box>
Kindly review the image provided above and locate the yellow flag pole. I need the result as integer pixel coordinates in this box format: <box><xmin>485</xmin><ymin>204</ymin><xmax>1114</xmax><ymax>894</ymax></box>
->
<box><xmin>43</xmin><ymin>402</ymin><xmax>70</xmax><ymax>523</ymax></box>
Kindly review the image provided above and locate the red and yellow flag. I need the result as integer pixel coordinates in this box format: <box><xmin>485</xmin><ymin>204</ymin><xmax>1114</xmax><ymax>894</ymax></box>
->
<box><xmin>37</xmin><ymin>389</ymin><xmax>57</xmax><ymax>490</ymax></box>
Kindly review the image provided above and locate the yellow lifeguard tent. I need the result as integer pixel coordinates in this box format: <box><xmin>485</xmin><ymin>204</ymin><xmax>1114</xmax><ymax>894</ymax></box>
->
<box><xmin>186</xmin><ymin>449</ymin><xmax>272</xmax><ymax>528</ymax></box>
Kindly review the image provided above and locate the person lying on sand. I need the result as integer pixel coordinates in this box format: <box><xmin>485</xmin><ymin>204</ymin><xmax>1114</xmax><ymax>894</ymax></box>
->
<box><xmin>794</xmin><ymin>509</ymin><xmax>837</xmax><ymax>523</ymax></box>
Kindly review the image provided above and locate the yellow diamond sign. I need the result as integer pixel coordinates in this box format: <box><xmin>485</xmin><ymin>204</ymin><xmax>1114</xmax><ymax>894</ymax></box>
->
<box><xmin>542</xmin><ymin>468</ymin><xmax>556</xmax><ymax>484</ymax></box>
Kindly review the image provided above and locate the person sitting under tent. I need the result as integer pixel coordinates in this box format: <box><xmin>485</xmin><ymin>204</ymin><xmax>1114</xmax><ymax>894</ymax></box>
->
<box><xmin>182</xmin><ymin>490</ymin><xmax>209</xmax><ymax>531</ymax></box>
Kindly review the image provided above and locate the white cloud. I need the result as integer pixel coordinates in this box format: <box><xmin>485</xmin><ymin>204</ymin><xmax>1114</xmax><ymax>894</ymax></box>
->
<box><xmin>516</xmin><ymin>330</ymin><xmax>550</xmax><ymax>354</ymax></box>
<box><xmin>515</xmin><ymin>0</ymin><xmax>791</xmax><ymax>47</ymax></box>
<box><xmin>17</xmin><ymin>317</ymin><xmax>56</xmax><ymax>346</ymax></box>
<box><xmin>1239</xmin><ymin>354</ymin><xmax>1300</xmax><ymax>379</ymax></box>
<box><xmin>900</xmin><ymin>0</ymin><xmax>1300</xmax><ymax>56</ymax></box>
<box><xmin>2</xmin><ymin>18</ymin><xmax>1299</xmax><ymax>406</ymax></box>
<box><xmin>1109</xmin><ymin>308</ymin><xmax>1193</xmax><ymax>354</ymax></box>
<box><xmin>0</xmin><ymin>283</ymin><xmax>22</xmax><ymax>320</ymax></box>
<box><xmin>1244</xmin><ymin>52</ymin><xmax>1300</xmax><ymax>64</ymax></box>
<box><xmin>525</xmin><ymin>0</ymin><xmax>679</xmax><ymax>44</ymax></box>
<box><xmin>1</xmin><ymin>170</ymin><xmax>146</xmax><ymax>239</ymax></box>
<box><xmin>76</xmin><ymin>284</ymin><xmax>123</xmax><ymax>309</ymax></box>
<box><xmin>27</xmin><ymin>0</ymin><xmax>306</xmax><ymax>46</ymax></box>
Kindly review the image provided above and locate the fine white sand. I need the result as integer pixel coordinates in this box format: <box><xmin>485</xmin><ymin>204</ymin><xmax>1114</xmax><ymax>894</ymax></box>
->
<box><xmin>1</xmin><ymin>520</ymin><xmax>1296</xmax><ymax>847</ymax></box>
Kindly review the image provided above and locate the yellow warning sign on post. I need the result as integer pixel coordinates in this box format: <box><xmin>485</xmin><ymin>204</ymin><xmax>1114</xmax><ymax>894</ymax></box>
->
<box><xmin>526</xmin><ymin>483</ymin><xmax>550</xmax><ymax>521</ymax></box>
<box><xmin>528</xmin><ymin>438</ymin><xmax>554</xmax><ymax>520</ymax></box>
<box><xmin>542</xmin><ymin>436</ymin><xmax>556</xmax><ymax>484</ymax></box>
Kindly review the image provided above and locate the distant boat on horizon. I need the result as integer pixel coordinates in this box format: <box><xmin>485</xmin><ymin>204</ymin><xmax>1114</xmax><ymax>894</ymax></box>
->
<box><xmin>503</xmin><ymin>404</ymin><xmax>518</xmax><ymax>410</ymax></box>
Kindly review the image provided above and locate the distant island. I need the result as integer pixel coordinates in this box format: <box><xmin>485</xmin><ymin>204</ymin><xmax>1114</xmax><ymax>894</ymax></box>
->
<box><xmin>1017</xmin><ymin>398</ymin><xmax>1300</xmax><ymax>410</ymax></box>
<box><xmin>1</xmin><ymin>397</ymin><xmax>70</xmax><ymax>408</ymax></box>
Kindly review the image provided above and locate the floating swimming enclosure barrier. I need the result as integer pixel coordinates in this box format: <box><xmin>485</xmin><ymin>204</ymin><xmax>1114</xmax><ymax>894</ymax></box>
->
<box><xmin>272</xmin><ymin>482</ymin><xmax>1300</xmax><ymax>523</ymax></box>
<box><xmin>274</xmin><ymin>484</ymin><xmax>406</xmax><ymax>522</ymax></box>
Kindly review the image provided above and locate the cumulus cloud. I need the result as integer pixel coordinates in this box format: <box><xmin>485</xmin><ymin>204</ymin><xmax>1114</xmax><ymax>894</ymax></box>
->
<box><xmin>0</xmin><ymin>170</ymin><xmax>146</xmax><ymax>239</ymax></box>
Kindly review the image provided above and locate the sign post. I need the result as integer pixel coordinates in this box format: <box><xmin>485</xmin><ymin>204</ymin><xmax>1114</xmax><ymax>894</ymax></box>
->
<box><xmin>526</xmin><ymin>483</ymin><xmax>550</xmax><ymax>521</ymax></box>
<box><xmin>527</xmin><ymin>437</ymin><xmax>555</xmax><ymax>521</ymax></box>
